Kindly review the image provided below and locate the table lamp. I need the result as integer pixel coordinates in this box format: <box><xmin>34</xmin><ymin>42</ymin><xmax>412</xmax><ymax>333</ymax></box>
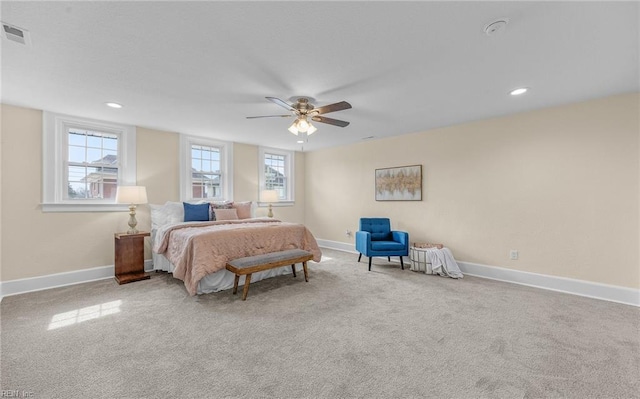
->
<box><xmin>116</xmin><ymin>186</ymin><xmax>148</xmax><ymax>234</ymax></box>
<box><xmin>260</xmin><ymin>190</ymin><xmax>279</xmax><ymax>218</ymax></box>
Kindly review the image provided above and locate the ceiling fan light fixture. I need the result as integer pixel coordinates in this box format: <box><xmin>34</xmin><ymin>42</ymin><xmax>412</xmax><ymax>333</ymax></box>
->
<box><xmin>307</xmin><ymin>123</ymin><xmax>317</xmax><ymax>135</ymax></box>
<box><xmin>297</xmin><ymin>118</ymin><xmax>310</xmax><ymax>133</ymax></box>
<box><xmin>248</xmin><ymin>96</ymin><xmax>352</xmax><ymax>136</ymax></box>
<box><xmin>288</xmin><ymin>121</ymin><xmax>299</xmax><ymax>135</ymax></box>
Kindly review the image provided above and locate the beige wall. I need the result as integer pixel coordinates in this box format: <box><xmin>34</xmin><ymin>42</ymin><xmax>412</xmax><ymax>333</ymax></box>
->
<box><xmin>135</xmin><ymin>127</ymin><xmax>181</xmax><ymax>259</ymax></box>
<box><xmin>229</xmin><ymin>142</ymin><xmax>306</xmax><ymax>223</ymax></box>
<box><xmin>305</xmin><ymin>93</ymin><xmax>640</xmax><ymax>289</ymax></box>
<box><xmin>1</xmin><ymin>105</ymin><xmax>128</xmax><ymax>280</ymax></box>
<box><xmin>0</xmin><ymin>104</ymin><xmax>305</xmax><ymax>282</ymax></box>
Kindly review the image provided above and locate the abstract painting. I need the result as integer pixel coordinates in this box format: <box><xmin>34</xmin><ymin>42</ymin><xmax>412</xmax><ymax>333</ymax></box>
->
<box><xmin>375</xmin><ymin>165</ymin><xmax>422</xmax><ymax>201</ymax></box>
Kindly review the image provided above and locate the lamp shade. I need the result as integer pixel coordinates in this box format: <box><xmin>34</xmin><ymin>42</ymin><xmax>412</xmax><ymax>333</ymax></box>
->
<box><xmin>307</xmin><ymin>123</ymin><xmax>317</xmax><ymax>135</ymax></box>
<box><xmin>116</xmin><ymin>186</ymin><xmax>148</xmax><ymax>205</ymax></box>
<box><xmin>260</xmin><ymin>190</ymin><xmax>279</xmax><ymax>203</ymax></box>
<box><xmin>288</xmin><ymin>121</ymin><xmax>299</xmax><ymax>135</ymax></box>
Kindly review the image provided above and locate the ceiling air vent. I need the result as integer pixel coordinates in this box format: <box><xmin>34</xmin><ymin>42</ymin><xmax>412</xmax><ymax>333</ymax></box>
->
<box><xmin>1</xmin><ymin>22</ymin><xmax>31</xmax><ymax>45</ymax></box>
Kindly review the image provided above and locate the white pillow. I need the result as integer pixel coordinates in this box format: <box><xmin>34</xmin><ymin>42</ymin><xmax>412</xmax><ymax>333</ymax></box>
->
<box><xmin>149</xmin><ymin>204</ymin><xmax>168</xmax><ymax>231</ymax></box>
<box><xmin>164</xmin><ymin>201</ymin><xmax>184</xmax><ymax>224</ymax></box>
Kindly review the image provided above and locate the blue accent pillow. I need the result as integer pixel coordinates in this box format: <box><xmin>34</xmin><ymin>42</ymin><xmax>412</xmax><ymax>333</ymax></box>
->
<box><xmin>183</xmin><ymin>202</ymin><xmax>210</xmax><ymax>222</ymax></box>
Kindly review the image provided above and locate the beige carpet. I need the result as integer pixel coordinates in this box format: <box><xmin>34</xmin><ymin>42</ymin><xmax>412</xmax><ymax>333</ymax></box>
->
<box><xmin>1</xmin><ymin>248</ymin><xmax>639</xmax><ymax>399</ymax></box>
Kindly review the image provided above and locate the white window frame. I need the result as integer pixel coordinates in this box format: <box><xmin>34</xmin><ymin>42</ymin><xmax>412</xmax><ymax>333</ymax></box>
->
<box><xmin>180</xmin><ymin>135</ymin><xmax>233</xmax><ymax>202</ymax></box>
<box><xmin>42</xmin><ymin>112</ymin><xmax>136</xmax><ymax>212</ymax></box>
<box><xmin>258</xmin><ymin>146</ymin><xmax>294</xmax><ymax>205</ymax></box>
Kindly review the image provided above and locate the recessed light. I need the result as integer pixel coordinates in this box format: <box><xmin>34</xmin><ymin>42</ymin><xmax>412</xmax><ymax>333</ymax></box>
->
<box><xmin>105</xmin><ymin>102</ymin><xmax>123</xmax><ymax>109</ymax></box>
<box><xmin>509</xmin><ymin>88</ymin><xmax>528</xmax><ymax>96</ymax></box>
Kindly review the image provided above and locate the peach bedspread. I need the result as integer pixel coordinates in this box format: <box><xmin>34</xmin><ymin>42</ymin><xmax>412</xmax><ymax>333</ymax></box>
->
<box><xmin>154</xmin><ymin>219</ymin><xmax>322</xmax><ymax>295</ymax></box>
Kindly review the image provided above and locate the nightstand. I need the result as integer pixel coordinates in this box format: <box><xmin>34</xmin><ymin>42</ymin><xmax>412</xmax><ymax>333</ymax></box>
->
<box><xmin>114</xmin><ymin>231</ymin><xmax>151</xmax><ymax>284</ymax></box>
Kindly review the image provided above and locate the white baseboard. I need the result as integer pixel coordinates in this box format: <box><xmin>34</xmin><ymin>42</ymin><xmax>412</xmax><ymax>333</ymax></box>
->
<box><xmin>0</xmin><ymin>259</ymin><xmax>154</xmax><ymax>300</ymax></box>
<box><xmin>318</xmin><ymin>239</ymin><xmax>640</xmax><ymax>307</ymax></box>
<box><xmin>3</xmin><ymin>241</ymin><xmax>638</xmax><ymax>308</ymax></box>
<box><xmin>316</xmin><ymin>239</ymin><xmax>357</xmax><ymax>254</ymax></box>
<box><xmin>457</xmin><ymin>261</ymin><xmax>640</xmax><ymax>307</ymax></box>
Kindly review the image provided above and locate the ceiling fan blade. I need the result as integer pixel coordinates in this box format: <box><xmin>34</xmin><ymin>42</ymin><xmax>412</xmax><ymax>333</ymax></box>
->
<box><xmin>246</xmin><ymin>115</ymin><xmax>292</xmax><ymax>119</ymax></box>
<box><xmin>313</xmin><ymin>101</ymin><xmax>352</xmax><ymax>115</ymax></box>
<box><xmin>311</xmin><ymin>115</ymin><xmax>350</xmax><ymax>127</ymax></box>
<box><xmin>265</xmin><ymin>96</ymin><xmax>295</xmax><ymax>111</ymax></box>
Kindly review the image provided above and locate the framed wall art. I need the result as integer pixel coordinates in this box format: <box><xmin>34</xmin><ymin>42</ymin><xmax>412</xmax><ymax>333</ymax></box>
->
<box><xmin>375</xmin><ymin>165</ymin><xmax>422</xmax><ymax>201</ymax></box>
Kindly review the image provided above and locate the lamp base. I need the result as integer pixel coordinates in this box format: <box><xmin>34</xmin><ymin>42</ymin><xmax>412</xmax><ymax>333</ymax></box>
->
<box><xmin>127</xmin><ymin>205</ymin><xmax>139</xmax><ymax>234</ymax></box>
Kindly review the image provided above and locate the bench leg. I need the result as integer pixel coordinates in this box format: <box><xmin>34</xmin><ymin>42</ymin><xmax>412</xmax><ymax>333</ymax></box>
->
<box><xmin>302</xmin><ymin>261</ymin><xmax>309</xmax><ymax>282</ymax></box>
<box><xmin>242</xmin><ymin>273</ymin><xmax>252</xmax><ymax>300</ymax></box>
<box><xmin>233</xmin><ymin>274</ymin><xmax>240</xmax><ymax>295</ymax></box>
<box><xmin>291</xmin><ymin>264</ymin><xmax>297</xmax><ymax>277</ymax></box>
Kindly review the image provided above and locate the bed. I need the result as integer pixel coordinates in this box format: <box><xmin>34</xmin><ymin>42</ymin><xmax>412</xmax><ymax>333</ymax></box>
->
<box><xmin>150</xmin><ymin>201</ymin><xmax>322</xmax><ymax>295</ymax></box>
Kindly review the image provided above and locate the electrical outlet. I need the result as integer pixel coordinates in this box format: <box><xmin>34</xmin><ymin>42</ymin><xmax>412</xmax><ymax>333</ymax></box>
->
<box><xmin>510</xmin><ymin>250</ymin><xmax>519</xmax><ymax>260</ymax></box>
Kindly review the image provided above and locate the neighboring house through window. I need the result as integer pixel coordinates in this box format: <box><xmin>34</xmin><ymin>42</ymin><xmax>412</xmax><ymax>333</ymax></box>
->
<box><xmin>42</xmin><ymin>112</ymin><xmax>137</xmax><ymax>212</ymax></box>
<box><xmin>259</xmin><ymin>147</ymin><xmax>294</xmax><ymax>203</ymax></box>
<box><xmin>180</xmin><ymin>135</ymin><xmax>233</xmax><ymax>201</ymax></box>
<box><xmin>67</xmin><ymin>131</ymin><xmax>118</xmax><ymax>200</ymax></box>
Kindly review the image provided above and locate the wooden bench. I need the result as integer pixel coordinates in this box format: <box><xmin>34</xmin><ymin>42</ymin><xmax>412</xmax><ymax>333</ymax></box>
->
<box><xmin>225</xmin><ymin>249</ymin><xmax>314</xmax><ymax>300</ymax></box>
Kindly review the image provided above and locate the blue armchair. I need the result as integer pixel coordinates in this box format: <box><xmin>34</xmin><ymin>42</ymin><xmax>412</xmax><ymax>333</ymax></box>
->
<box><xmin>356</xmin><ymin>218</ymin><xmax>409</xmax><ymax>271</ymax></box>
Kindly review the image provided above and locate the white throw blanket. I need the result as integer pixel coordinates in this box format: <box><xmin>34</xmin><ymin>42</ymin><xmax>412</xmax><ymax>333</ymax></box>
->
<box><xmin>424</xmin><ymin>247</ymin><xmax>464</xmax><ymax>279</ymax></box>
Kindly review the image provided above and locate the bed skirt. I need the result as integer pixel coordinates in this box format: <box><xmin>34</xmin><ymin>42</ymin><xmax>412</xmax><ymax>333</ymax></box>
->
<box><xmin>152</xmin><ymin>252</ymin><xmax>299</xmax><ymax>294</ymax></box>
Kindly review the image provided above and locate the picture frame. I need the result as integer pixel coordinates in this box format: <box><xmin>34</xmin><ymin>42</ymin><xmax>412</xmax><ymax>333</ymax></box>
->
<box><xmin>375</xmin><ymin>165</ymin><xmax>422</xmax><ymax>201</ymax></box>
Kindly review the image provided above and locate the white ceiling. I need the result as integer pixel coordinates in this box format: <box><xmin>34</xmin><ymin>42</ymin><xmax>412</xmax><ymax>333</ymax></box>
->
<box><xmin>2</xmin><ymin>1</ymin><xmax>638</xmax><ymax>152</ymax></box>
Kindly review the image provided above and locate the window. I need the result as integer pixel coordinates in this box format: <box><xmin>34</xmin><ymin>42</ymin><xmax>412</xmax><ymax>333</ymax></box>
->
<box><xmin>42</xmin><ymin>112</ymin><xmax>136</xmax><ymax>212</ymax></box>
<box><xmin>180</xmin><ymin>135</ymin><xmax>233</xmax><ymax>201</ymax></box>
<box><xmin>190</xmin><ymin>144</ymin><xmax>221</xmax><ymax>199</ymax></box>
<box><xmin>259</xmin><ymin>147</ymin><xmax>294</xmax><ymax>203</ymax></box>
<box><xmin>67</xmin><ymin>129</ymin><xmax>118</xmax><ymax>200</ymax></box>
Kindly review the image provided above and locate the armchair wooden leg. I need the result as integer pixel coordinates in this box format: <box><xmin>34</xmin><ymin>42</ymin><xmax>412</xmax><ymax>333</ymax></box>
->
<box><xmin>368</xmin><ymin>257</ymin><xmax>372</xmax><ymax>271</ymax></box>
<box><xmin>387</xmin><ymin>256</ymin><xmax>391</xmax><ymax>261</ymax></box>
<box><xmin>358</xmin><ymin>253</ymin><xmax>362</xmax><ymax>262</ymax></box>
<box><xmin>400</xmin><ymin>256</ymin><xmax>404</xmax><ymax>270</ymax></box>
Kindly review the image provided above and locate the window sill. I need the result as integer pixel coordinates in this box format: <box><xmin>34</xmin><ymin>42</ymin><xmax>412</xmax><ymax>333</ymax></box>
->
<box><xmin>258</xmin><ymin>201</ymin><xmax>294</xmax><ymax>208</ymax></box>
<box><xmin>41</xmin><ymin>203</ymin><xmax>132</xmax><ymax>213</ymax></box>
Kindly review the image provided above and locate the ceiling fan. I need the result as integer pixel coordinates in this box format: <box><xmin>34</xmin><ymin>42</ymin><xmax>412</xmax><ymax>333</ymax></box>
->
<box><xmin>247</xmin><ymin>97</ymin><xmax>352</xmax><ymax>136</ymax></box>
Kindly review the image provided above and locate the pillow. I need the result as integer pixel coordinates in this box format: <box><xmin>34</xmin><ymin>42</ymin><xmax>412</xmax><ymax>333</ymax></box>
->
<box><xmin>149</xmin><ymin>204</ymin><xmax>168</xmax><ymax>231</ymax></box>
<box><xmin>210</xmin><ymin>201</ymin><xmax>234</xmax><ymax>220</ymax></box>
<box><xmin>211</xmin><ymin>201</ymin><xmax>234</xmax><ymax>209</ymax></box>
<box><xmin>150</xmin><ymin>202</ymin><xmax>184</xmax><ymax>229</ymax></box>
<box><xmin>183</xmin><ymin>202</ymin><xmax>210</xmax><ymax>222</ymax></box>
<box><xmin>213</xmin><ymin>208</ymin><xmax>239</xmax><ymax>221</ymax></box>
<box><xmin>164</xmin><ymin>201</ymin><xmax>184</xmax><ymax>224</ymax></box>
<box><xmin>232</xmin><ymin>201</ymin><xmax>253</xmax><ymax>219</ymax></box>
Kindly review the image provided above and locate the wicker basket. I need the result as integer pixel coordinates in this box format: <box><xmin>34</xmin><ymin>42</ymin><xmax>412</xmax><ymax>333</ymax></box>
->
<box><xmin>409</xmin><ymin>243</ymin><xmax>443</xmax><ymax>274</ymax></box>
